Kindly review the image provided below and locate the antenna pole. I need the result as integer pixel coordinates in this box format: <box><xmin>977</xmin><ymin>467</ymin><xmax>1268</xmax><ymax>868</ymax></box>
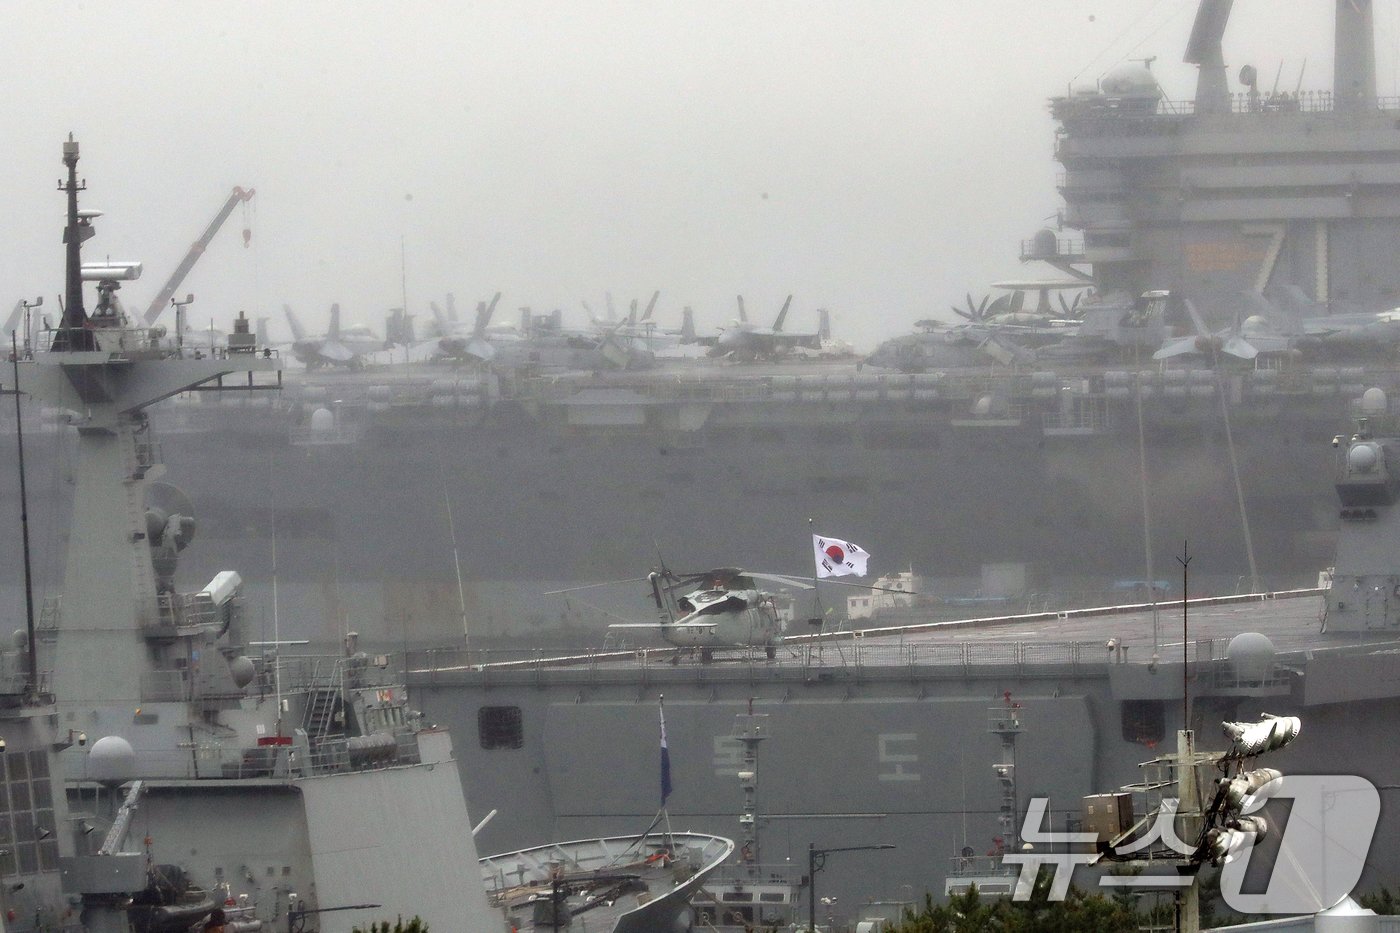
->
<box><xmin>1177</xmin><ymin>541</ymin><xmax>1191</xmax><ymax>729</ymax></box>
<box><xmin>1136</xmin><ymin>366</ymin><xmax>1159</xmax><ymax>662</ymax></box>
<box><xmin>10</xmin><ymin>331</ymin><xmax>39</xmax><ymax>698</ymax></box>
<box><xmin>59</xmin><ymin>136</ymin><xmax>87</xmax><ymax>332</ymax></box>
<box><xmin>439</xmin><ymin>443</ymin><xmax>470</xmax><ymax>652</ymax></box>
<box><xmin>268</xmin><ymin>452</ymin><xmax>282</xmax><ymax>736</ymax></box>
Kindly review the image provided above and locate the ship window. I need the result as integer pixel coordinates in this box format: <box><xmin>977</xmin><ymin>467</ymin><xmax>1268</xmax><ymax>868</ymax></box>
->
<box><xmin>38</xmin><ymin>839</ymin><xmax>58</xmax><ymax>872</ymax></box>
<box><xmin>9</xmin><ymin>782</ymin><xmax>29</xmax><ymax>813</ymax></box>
<box><xmin>1121</xmin><ymin>700</ymin><xmax>1165</xmax><ymax>745</ymax></box>
<box><xmin>479</xmin><ymin>706</ymin><xmax>524</xmax><ymax>750</ymax></box>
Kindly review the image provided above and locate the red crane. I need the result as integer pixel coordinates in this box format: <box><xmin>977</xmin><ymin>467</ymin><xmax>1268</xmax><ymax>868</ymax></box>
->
<box><xmin>142</xmin><ymin>186</ymin><xmax>255</xmax><ymax>325</ymax></box>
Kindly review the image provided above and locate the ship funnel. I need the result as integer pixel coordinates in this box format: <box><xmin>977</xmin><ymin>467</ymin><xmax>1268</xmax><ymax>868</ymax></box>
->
<box><xmin>1183</xmin><ymin>0</ymin><xmax>1234</xmax><ymax>114</ymax></box>
<box><xmin>1335</xmin><ymin>0</ymin><xmax>1376</xmax><ymax>112</ymax></box>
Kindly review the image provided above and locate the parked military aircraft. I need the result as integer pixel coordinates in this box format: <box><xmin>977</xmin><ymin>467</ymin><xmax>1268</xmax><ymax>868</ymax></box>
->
<box><xmin>429</xmin><ymin>291</ymin><xmax>657</xmax><ymax>371</ymax></box>
<box><xmin>1241</xmin><ymin>286</ymin><xmax>1400</xmax><ymax>357</ymax></box>
<box><xmin>708</xmin><ymin>295</ymin><xmax>823</xmax><ymax>359</ymax></box>
<box><xmin>1034</xmin><ymin>288</ymin><xmax>1180</xmax><ymax>362</ymax></box>
<box><xmin>865</xmin><ymin>318</ymin><xmax>1032</xmax><ymax>372</ymax></box>
<box><xmin>584</xmin><ymin>567</ymin><xmax>814</xmax><ymax>662</ymax></box>
<box><xmin>552</xmin><ymin>565</ymin><xmax>903</xmax><ymax>662</ymax></box>
<box><xmin>283</xmin><ymin>304</ymin><xmax>386</xmax><ymax>369</ymax></box>
<box><xmin>1153</xmin><ymin>297</ymin><xmax>1268</xmax><ymax>361</ymax></box>
<box><xmin>961</xmin><ymin>281</ymin><xmax>1086</xmax><ymax>329</ymax></box>
<box><xmin>433</xmin><ymin>292</ymin><xmax>505</xmax><ymax>362</ymax></box>
<box><xmin>3</xmin><ymin>299</ymin><xmax>25</xmax><ymax>337</ymax></box>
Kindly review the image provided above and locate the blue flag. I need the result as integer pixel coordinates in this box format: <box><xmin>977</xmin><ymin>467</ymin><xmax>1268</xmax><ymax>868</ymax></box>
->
<box><xmin>660</xmin><ymin>700</ymin><xmax>673</xmax><ymax>806</ymax></box>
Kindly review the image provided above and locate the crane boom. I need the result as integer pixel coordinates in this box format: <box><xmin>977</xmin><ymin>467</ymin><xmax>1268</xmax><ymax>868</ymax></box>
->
<box><xmin>143</xmin><ymin>186</ymin><xmax>255</xmax><ymax>325</ymax></box>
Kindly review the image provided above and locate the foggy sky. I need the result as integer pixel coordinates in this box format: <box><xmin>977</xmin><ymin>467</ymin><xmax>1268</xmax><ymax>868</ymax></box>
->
<box><xmin>3</xmin><ymin>1</ymin><xmax>1396</xmax><ymax>352</ymax></box>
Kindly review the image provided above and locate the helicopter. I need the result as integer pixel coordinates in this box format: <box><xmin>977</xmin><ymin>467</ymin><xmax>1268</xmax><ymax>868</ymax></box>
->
<box><xmin>553</xmin><ymin>566</ymin><xmax>898</xmax><ymax>663</ymax></box>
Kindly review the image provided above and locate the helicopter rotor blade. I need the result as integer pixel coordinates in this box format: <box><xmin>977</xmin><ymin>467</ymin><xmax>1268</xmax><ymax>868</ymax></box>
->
<box><xmin>542</xmin><ymin>577</ymin><xmax>652</xmax><ymax>596</ymax></box>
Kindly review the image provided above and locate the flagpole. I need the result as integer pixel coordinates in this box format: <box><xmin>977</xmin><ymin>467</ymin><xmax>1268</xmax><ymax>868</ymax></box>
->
<box><xmin>807</xmin><ymin>517</ymin><xmax>823</xmax><ymax>626</ymax></box>
<box><xmin>659</xmin><ymin>694</ymin><xmax>674</xmax><ymax>853</ymax></box>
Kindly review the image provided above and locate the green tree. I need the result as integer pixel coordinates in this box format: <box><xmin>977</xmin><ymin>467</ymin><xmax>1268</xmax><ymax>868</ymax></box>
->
<box><xmin>1359</xmin><ymin>885</ymin><xmax>1400</xmax><ymax>914</ymax></box>
<box><xmin>887</xmin><ymin>869</ymin><xmax>1144</xmax><ymax>933</ymax></box>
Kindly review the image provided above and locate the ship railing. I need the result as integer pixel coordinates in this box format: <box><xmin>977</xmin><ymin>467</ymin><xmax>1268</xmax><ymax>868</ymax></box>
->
<box><xmin>260</xmin><ymin>654</ymin><xmax>401</xmax><ymax>694</ymax></box>
<box><xmin>0</xmin><ymin>657</ymin><xmax>51</xmax><ymax>698</ymax></box>
<box><xmin>946</xmin><ymin>853</ymin><xmax>1017</xmax><ymax>878</ymax></box>
<box><xmin>1041</xmin><ymin>404</ymin><xmax>1108</xmax><ymax>433</ymax></box>
<box><xmin>420</xmin><ymin>640</ymin><xmax>1104</xmax><ymax>677</ymax></box>
<box><xmin>1054</xmin><ymin>90</ymin><xmax>1400</xmax><ymax>122</ymax></box>
<box><xmin>141</xmin><ymin>592</ymin><xmax>218</xmax><ymax>633</ymax></box>
<box><xmin>299</xmin><ymin>736</ymin><xmax>413</xmax><ymax>776</ymax></box>
<box><xmin>36</xmin><ymin>325</ymin><xmax>283</xmax><ymax>361</ymax></box>
<box><xmin>1020</xmin><ymin>234</ymin><xmax>1084</xmax><ymax>259</ymax></box>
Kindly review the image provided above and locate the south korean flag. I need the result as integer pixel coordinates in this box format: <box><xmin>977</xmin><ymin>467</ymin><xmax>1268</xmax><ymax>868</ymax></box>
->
<box><xmin>813</xmin><ymin>534</ymin><xmax>869</xmax><ymax>578</ymax></box>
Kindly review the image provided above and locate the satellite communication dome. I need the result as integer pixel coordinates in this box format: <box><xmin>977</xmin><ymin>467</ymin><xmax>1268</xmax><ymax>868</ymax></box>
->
<box><xmin>11</xmin><ymin>630</ymin><xmax>26</xmax><ymax>650</ymax></box>
<box><xmin>1349</xmin><ymin>443</ymin><xmax>1380</xmax><ymax>474</ymax></box>
<box><xmin>972</xmin><ymin>395</ymin><xmax>993</xmax><ymax>416</ymax></box>
<box><xmin>1031</xmin><ymin>228</ymin><xmax>1059</xmax><ymax>256</ymax></box>
<box><xmin>1241</xmin><ymin>315</ymin><xmax>1271</xmax><ymax>335</ymax></box>
<box><xmin>309</xmin><ymin>407</ymin><xmax>335</xmax><ymax>432</ymax></box>
<box><xmin>1101</xmin><ymin>63</ymin><xmax>1162</xmax><ymax>99</ymax></box>
<box><xmin>88</xmin><ymin>735</ymin><xmax>136</xmax><ymax>784</ymax></box>
<box><xmin>229</xmin><ymin>656</ymin><xmax>256</xmax><ymax>689</ymax></box>
<box><xmin>1361</xmin><ymin>387</ymin><xmax>1388</xmax><ymax>414</ymax></box>
<box><xmin>1226</xmin><ymin>632</ymin><xmax>1277</xmax><ymax>683</ymax></box>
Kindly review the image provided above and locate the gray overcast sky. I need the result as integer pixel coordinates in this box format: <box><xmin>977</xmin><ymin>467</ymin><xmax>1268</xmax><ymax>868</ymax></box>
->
<box><xmin>4</xmin><ymin>1</ymin><xmax>1396</xmax><ymax>351</ymax></box>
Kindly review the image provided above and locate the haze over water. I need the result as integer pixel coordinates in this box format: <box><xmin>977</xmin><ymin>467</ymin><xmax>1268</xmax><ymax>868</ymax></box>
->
<box><xmin>4</xmin><ymin>2</ymin><xmax>1397</xmax><ymax>351</ymax></box>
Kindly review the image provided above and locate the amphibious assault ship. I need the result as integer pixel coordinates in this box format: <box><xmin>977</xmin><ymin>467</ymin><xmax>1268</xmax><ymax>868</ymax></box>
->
<box><xmin>0</xmin><ymin>139</ymin><xmax>733</xmax><ymax>933</ymax></box>
<box><xmin>408</xmin><ymin>394</ymin><xmax>1400</xmax><ymax>927</ymax></box>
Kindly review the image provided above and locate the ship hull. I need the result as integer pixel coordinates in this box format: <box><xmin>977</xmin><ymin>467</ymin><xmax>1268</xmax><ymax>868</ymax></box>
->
<box><xmin>0</xmin><ymin>363</ymin><xmax>1366</xmax><ymax>646</ymax></box>
<box><xmin>408</xmin><ymin>622</ymin><xmax>1400</xmax><ymax>917</ymax></box>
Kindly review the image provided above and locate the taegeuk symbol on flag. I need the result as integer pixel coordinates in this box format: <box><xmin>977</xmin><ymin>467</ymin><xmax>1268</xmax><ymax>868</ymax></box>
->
<box><xmin>813</xmin><ymin>534</ymin><xmax>869</xmax><ymax>578</ymax></box>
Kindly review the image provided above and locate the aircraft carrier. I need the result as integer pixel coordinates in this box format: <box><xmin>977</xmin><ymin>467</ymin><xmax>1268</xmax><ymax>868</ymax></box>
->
<box><xmin>5</xmin><ymin>4</ymin><xmax>1400</xmax><ymax>654</ymax></box>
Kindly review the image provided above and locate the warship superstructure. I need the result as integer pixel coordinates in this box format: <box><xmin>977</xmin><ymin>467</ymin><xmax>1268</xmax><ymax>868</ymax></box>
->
<box><xmin>0</xmin><ymin>139</ymin><xmax>732</xmax><ymax>933</ymax></box>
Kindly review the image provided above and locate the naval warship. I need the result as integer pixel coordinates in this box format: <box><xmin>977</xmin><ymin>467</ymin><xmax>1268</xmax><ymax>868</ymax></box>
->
<box><xmin>407</xmin><ymin>396</ymin><xmax>1400</xmax><ymax>927</ymax></box>
<box><xmin>4</xmin><ymin>4</ymin><xmax>1400</xmax><ymax>653</ymax></box>
<box><xmin>0</xmin><ymin>139</ymin><xmax>733</xmax><ymax>933</ymax></box>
